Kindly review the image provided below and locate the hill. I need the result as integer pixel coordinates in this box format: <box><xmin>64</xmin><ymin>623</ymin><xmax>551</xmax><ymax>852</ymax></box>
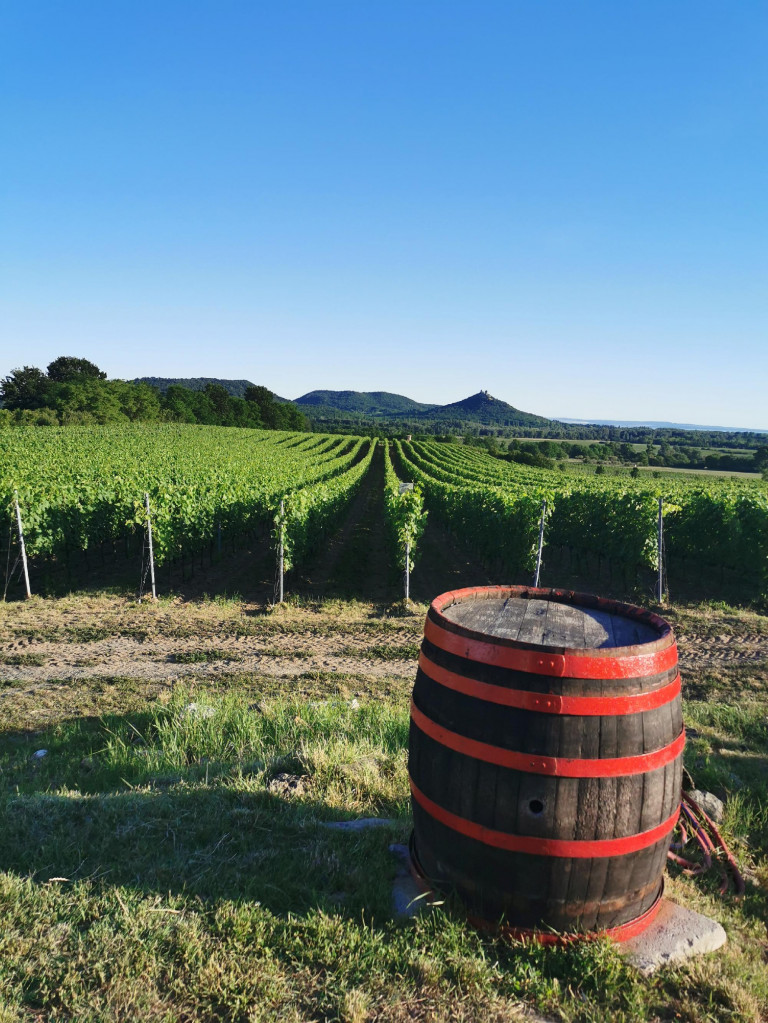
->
<box><xmin>292</xmin><ymin>389</ymin><xmax>556</xmax><ymax>429</ymax></box>
<box><xmin>294</xmin><ymin>390</ymin><xmax>437</xmax><ymax>416</ymax></box>
<box><xmin>135</xmin><ymin>377</ymin><xmax>290</xmax><ymax>402</ymax></box>
<box><xmin>414</xmin><ymin>390</ymin><xmax>556</xmax><ymax>428</ymax></box>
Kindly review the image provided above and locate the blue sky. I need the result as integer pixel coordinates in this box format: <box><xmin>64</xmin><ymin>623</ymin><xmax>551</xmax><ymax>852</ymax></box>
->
<box><xmin>1</xmin><ymin>2</ymin><xmax>767</xmax><ymax>427</ymax></box>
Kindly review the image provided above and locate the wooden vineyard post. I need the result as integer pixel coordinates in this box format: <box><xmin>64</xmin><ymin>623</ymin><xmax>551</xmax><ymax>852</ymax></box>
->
<box><xmin>13</xmin><ymin>491</ymin><xmax>32</xmax><ymax>599</ymax></box>
<box><xmin>657</xmin><ymin>496</ymin><xmax>664</xmax><ymax>604</ymax></box>
<box><xmin>278</xmin><ymin>499</ymin><xmax>285</xmax><ymax>604</ymax></box>
<box><xmin>144</xmin><ymin>493</ymin><xmax>157</xmax><ymax>602</ymax></box>
<box><xmin>217</xmin><ymin>520</ymin><xmax>222</xmax><ymax>556</ymax></box>
<box><xmin>533</xmin><ymin>498</ymin><xmax>547</xmax><ymax>588</ymax></box>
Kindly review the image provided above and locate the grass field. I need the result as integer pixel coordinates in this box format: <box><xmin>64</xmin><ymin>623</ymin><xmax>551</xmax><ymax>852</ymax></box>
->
<box><xmin>560</xmin><ymin>461</ymin><xmax>762</xmax><ymax>480</ymax></box>
<box><xmin>1</xmin><ymin>589</ymin><xmax>767</xmax><ymax>1023</ymax></box>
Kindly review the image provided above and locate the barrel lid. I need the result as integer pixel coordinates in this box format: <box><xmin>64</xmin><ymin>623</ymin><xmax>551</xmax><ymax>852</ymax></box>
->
<box><xmin>436</xmin><ymin>586</ymin><xmax>671</xmax><ymax>653</ymax></box>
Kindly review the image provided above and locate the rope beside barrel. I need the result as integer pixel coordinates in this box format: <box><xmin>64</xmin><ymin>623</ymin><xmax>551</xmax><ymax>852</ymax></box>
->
<box><xmin>668</xmin><ymin>791</ymin><xmax>745</xmax><ymax>897</ymax></box>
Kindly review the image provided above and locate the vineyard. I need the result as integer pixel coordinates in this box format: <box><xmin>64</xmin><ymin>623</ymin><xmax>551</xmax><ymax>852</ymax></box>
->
<box><xmin>2</xmin><ymin>425</ymin><xmax>768</xmax><ymax>602</ymax></box>
<box><xmin>3</xmin><ymin>425</ymin><xmax>768</xmax><ymax>1023</ymax></box>
<box><xmin>395</xmin><ymin>440</ymin><xmax>768</xmax><ymax>599</ymax></box>
<box><xmin>0</xmin><ymin>425</ymin><xmax>371</xmax><ymax>571</ymax></box>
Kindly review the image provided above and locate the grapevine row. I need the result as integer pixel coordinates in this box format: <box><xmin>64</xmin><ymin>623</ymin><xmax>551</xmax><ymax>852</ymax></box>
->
<box><xmin>383</xmin><ymin>440</ymin><xmax>427</xmax><ymax>576</ymax></box>
<box><xmin>0</xmin><ymin>425</ymin><xmax>372</xmax><ymax>574</ymax></box>
<box><xmin>401</xmin><ymin>441</ymin><xmax>768</xmax><ymax>594</ymax></box>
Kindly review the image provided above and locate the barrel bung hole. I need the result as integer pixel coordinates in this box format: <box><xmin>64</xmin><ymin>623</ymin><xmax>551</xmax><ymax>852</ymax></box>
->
<box><xmin>528</xmin><ymin>799</ymin><xmax>545</xmax><ymax>815</ymax></box>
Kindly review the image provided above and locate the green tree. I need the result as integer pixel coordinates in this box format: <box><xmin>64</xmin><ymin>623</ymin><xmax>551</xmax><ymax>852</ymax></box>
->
<box><xmin>244</xmin><ymin>384</ymin><xmax>274</xmax><ymax>406</ymax></box>
<box><xmin>0</xmin><ymin>366</ymin><xmax>52</xmax><ymax>410</ymax></box>
<box><xmin>618</xmin><ymin>442</ymin><xmax>636</xmax><ymax>462</ymax></box>
<box><xmin>14</xmin><ymin>407</ymin><xmax>59</xmax><ymax>426</ymax></box>
<box><xmin>162</xmin><ymin>385</ymin><xmax>206</xmax><ymax>423</ymax></box>
<box><xmin>120</xmin><ymin>381</ymin><xmax>163</xmax><ymax>421</ymax></box>
<box><xmin>55</xmin><ymin>379</ymin><xmax>162</xmax><ymax>423</ymax></box>
<box><xmin>56</xmin><ymin>379</ymin><xmax>125</xmax><ymax>423</ymax></box>
<box><xmin>245</xmin><ymin>385</ymin><xmax>307</xmax><ymax>430</ymax></box>
<box><xmin>203</xmin><ymin>384</ymin><xmax>235</xmax><ymax>425</ymax></box>
<box><xmin>46</xmin><ymin>356</ymin><xmax>106</xmax><ymax>382</ymax></box>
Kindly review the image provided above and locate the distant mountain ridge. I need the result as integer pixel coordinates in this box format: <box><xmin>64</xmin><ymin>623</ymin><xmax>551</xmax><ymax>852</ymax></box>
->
<box><xmin>135</xmin><ymin>383</ymin><xmax>557</xmax><ymax>429</ymax></box>
<box><xmin>296</xmin><ymin>388</ymin><xmax>557</xmax><ymax>428</ymax></box>
<box><xmin>135</xmin><ymin>377</ymin><xmax>290</xmax><ymax>402</ymax></box>
<box><xmin>133</xmin><ymin>380</ymin><xmax>767</xmax><ymax>435</ymax></box>
<box><xmin>560</xmin><ymin>417</ymin><xmax>768</xmax><ymax>433</ymax></box>
<box><xmin>295</xmin><ymin>390</ymin><xmax>437</xmax><ymax>415</ymax></box>
<box><xmin>416</xmin><ymin>390</ymin><xmax>554</xmax><ymax>428</ymax></box>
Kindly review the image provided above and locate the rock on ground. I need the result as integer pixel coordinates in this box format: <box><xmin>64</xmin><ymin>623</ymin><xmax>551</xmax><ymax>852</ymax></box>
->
<box><xmin>687</xmin><ymin>789</ymin><xmax>725</xmax><ymax>823</ymax></box>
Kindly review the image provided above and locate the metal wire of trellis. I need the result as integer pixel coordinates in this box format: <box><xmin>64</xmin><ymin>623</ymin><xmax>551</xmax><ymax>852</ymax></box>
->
<box><xmin>2</xmin><ymin>521</ymin><xmax>25</xmax><ymax>602</ymax></box>
<box><xmin>138</xmin><ymin>527</ymin><xmax>153</xmax><ymax>602</ymax></box>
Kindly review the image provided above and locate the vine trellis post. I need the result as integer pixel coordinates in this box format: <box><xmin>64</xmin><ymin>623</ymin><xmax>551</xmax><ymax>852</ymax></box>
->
<box><xmin>399</xmin><ymin>481</ymin><xmax>414</xmax><ymax>601</ymax></box>
<box><xmin>278</xmin><ymin>499</ymin><xmax>285</xmax><ymax>604</ymax></box>
<box><xmin>533</xmin><ymin>498</ymin><xmax>547</xmax><ymax>588</ymax></box>
<box><xmin>657</xmin><ymin>497</ymin><xmax>664</xmax><ymax>603</ymax></box>
<box><xmin>13</xmin><ymin>491</ymin><xmax>32</xmax><ymax>599</ymax></box>
<box><xmin>144</xmin><ymin>493</ymin><xmax>157</xmax><ymax>601</ymax></box>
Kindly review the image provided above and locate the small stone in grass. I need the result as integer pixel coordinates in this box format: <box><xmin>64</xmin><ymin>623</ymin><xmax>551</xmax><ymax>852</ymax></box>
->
<box><xmin>688</xmin><ymin>790</ymin><xmax>725</xmax><ymax>823</ymax></box>
<box><xmin>181</xmin><ymin>703</ymin><xmax>215</xmax><ymax>719</ymax></box>
<box><xmin>31</xmin><ymin>749</ymin><xmax>48</xmax><ymax>759</ymax></box>
<box><xmin>268</xmin><ymin>773</ymin><xmax>308</xmax><ymax>796</ymax></box>
<box><xmin>389</xmin><ymin>843</ymin><xmax>441</xmax><ymax>918</ymax></box>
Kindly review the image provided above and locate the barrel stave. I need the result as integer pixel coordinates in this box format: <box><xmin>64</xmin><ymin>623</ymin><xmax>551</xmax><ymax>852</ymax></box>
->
<box><xmin>413</xmin><ymin>669</ymin><xmax>681</xmax><ymax>761</ymax></box>
<box><xmin>410</xmin><ymin>724</ymin><xmax>681</xmax><ymax>841</ymax></box>
<box><xmin>412</xmin><ymin>802</ymin><xmax>671</xmax><ymax>930</ymax></box>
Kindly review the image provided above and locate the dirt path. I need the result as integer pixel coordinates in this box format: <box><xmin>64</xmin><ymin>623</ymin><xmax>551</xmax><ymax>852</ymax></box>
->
<box><xmin>0</xmin><ymin>629</ymin><xmax>419</xmax><ymax>689</ymax></box>
<box><xmin>2</xmin><ymin>627</ymin><xmax>765</xmax><ymax>692</ymax></box>
<box><xmin>291</xmin><ymin>445</ymin><xmax>394</xmax><ymax>601</ymax></box>
<box><xmin>676</xmin><ymin>632</ymin><xmax>768</xmax><ymax>669</ymax></box>
<box><xmin>0</xmin><ymin>595</ymin><xmax>423</xmax><ymax>701</ymax></box>
<box><xmin>2</xmin><ymin>587</ymin><xmax>766</xmax><ymax>696</ymax></box>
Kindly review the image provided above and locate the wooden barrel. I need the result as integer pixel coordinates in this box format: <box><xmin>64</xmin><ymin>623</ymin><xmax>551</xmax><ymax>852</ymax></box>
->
<box><xmin>408</xmin><ymin>585</ymin><xmax>684</xmax><ymax>940</ymax></box>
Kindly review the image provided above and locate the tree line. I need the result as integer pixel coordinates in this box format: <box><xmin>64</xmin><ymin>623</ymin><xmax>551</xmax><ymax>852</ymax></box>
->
<box><xmin>274</xmin><ymin>409</ymin><xmax>767</xmax><ymax>454</ymax></box>
<box><xmin>458</xmin><ymin>435</ymin><xmax>768</xmax><ymax>475</ymax></box>
<box><xmin>0</xmin><ymin>358</ymin><xmax>308</xmax><ymax>431</ymax></box>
